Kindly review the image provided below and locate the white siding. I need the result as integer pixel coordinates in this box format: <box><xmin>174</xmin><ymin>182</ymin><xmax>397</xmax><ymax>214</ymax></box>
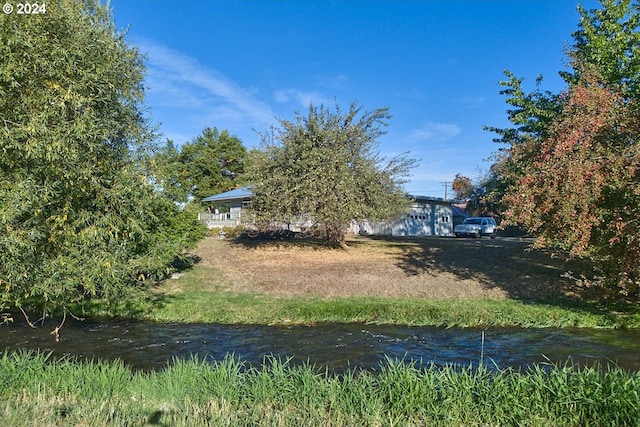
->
<box><xmin>391</xmin><ymin>203</ymin><xmax>452</xmax><ymax>237</ymax></box>
<box><xmin>355</xmin><ymin>202</ymin><xmax>453</xmax><ymax>237</ymax></box>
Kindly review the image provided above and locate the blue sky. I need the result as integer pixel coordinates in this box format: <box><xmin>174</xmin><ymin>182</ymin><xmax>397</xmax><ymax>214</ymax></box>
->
<box><xmin>109</xmin><ymin>0</ymin><xmax>600</xmax><ymax>197</ymax></box>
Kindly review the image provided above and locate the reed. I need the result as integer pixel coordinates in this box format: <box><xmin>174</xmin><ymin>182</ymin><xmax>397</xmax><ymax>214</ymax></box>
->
<box><xmin>2</xmin><ymin>351</ymin><xmax>638</xmax><ymax>426</ymax></box>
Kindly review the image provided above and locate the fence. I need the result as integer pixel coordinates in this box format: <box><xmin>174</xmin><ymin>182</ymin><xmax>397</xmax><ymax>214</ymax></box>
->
<box><xmin>197</xmin><ymin>212</ymin><xmax>242</xmax><ymax>228</ymax></box>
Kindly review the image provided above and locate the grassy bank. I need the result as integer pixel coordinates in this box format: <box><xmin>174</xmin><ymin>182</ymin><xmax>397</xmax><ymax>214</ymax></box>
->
<box><xmin>77</xmin><ymin>236</ymin><xmax>640</xmax><ymax>329</ymax></box>
<box><xmin>76</xmin><ymin>265</ymin><xmax>640</xmax><ymax>328</ymax></box>
<box><xmin>2</xmin><ymin>351</ymin><xmax>638</xmax><ymax>426</ymax></box>
<box><xmin>97</xmin><ymin>288</ymin><xmax>640</xmax><ymax>329</ymax></box>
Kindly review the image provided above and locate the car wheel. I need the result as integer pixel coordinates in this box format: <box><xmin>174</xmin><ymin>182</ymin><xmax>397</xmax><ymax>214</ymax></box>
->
<box><xmin>474</xmin><ymin>230</ymin><xmax>481</xmax><ymax>238</ymax></box>
<box><xmin>490</xmin><ymin>232</ymin><xmax>496</xmax><ymax>239</ymax></box>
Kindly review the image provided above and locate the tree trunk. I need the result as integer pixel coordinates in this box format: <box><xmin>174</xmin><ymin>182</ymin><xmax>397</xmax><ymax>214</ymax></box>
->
<box><xmin>325</xmin><ymin>222</ymin><xmax>347</xmax><ymax>249</ymax></box>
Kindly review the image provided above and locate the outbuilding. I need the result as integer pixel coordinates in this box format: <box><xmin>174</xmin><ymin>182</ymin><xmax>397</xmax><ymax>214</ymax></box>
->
<box><xmin>355</xmin><ymin>196</ymin><xmax>454</xmax><ymax>237</ymax></box>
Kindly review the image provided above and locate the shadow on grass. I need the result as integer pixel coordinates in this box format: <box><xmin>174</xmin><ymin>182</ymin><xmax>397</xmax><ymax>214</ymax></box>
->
<box><xmin>226</xmin><ymin>231</ymin><xmax>370</xmax><ymax>251</ymax></box>
<box><xmin>170</xmin><ymin>253</ymin><xmax>202</xmax><ymax>271</ymax></box>
<box><xmin>367</xmin><ymin>235</ymin><xmax>638</xmax><ymax>317</ymax></box>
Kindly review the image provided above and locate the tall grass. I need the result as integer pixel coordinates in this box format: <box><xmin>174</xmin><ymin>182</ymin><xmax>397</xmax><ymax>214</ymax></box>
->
<box><xmin>2</xmin><ymin>351</ymin><xmax>639</xmax><ymax>426</ymax></box>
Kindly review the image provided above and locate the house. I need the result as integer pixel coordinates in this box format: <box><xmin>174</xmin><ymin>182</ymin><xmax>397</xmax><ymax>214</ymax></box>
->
<box><xmin>198</xmin><ymin>186</ymin><xmax>253</xmax><ymax>228</ymax></box>
<box><xmin>199</xmin><ymin>188</ymin><xmax>455</xmax><ymax>237</ymax></box>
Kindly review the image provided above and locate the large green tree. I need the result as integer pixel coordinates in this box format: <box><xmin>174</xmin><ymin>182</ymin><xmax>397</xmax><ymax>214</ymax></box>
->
<box><xmin>149</xmin><ymin>139</ymin><xmax>187</xmax><ymax>203</ymax></box>
<box><xmin>152</xmin><ymin>128</ymin><xmax>247</xmax><ymax>204</ymax></box>
<box><xmin>248</xmin><ymin>103</ymin><xmax>417</xmax><ymax>248</ymax></box>
<box><xmin>488</xmin><ymin>0</ymin><xmax>640</xmax><ymax>299</ymax></box>
<box><xmin>0</xmin><ymin>0</ymin><xmax>204</xmax><ymax>323</ymax></box>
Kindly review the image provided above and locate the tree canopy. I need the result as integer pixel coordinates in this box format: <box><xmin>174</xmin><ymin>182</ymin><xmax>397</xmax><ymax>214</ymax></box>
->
<box><xmin>452</xmin><ymin>174</ymin><xmax>473</xmax><ymax>201</ymax></box>
<box><xmin>466</xmin><ymin>161</ymin><xmax>509</xmax><ymax>220</ymax></box>
<box><xmin>0</xmin><ymin>0</ymin><xmax>204</xmax><ymax>322</ymax></box>
<box><xmin>488</xmin><ymin>0</ymin><xmax>640</xmax><ymax>299</ymax></box>
<box><xmin>151</xmin><ymin>128</ymin><xmax>248</xmax><ymax>204</ymax></box>
<box><xmin>248</xmin><ymin>103</ymin><xmax>417</xmax><ymax>248</ymax></box>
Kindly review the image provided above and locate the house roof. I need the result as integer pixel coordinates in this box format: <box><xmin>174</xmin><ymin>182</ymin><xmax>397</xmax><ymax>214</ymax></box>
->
<box><xmin>408</xmin><ymin>194</ymin><xmax>453</xmax><ymax>205</ymax></box>
<box><xmin>201</xmin><ymin>186</ymin><xmax>253</xmax><ymax>203</ymax></box>
<box><xmin>203</xmin><ymin>187</ymin><xmax>458</xmax><ymax>207</ymax></box>
<box><xmin>451</xmin><ymin>205</ymin><xmax>468</xmax><ymax>218</ymax></box>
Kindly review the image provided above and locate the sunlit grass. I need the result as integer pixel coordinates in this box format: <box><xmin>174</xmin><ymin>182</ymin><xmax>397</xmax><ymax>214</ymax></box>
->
<box><xmin>92</xmin><ymin>264</ymin><xmax>638</xmax><ymax>328</ymax></box>
<box><xmin>2</xmin><ymin>351</ymin><xmax>639</xmax><ymax>426</ymax></box>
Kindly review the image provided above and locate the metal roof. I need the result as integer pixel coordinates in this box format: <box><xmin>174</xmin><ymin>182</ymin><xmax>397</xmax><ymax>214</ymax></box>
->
<box><xmin>407</xmin><ymin>194</ymin><xmax>453</xmax><ymax>204</ymax></box>
<box><xmin>202</xmin><ymin>187</ymin><xmax>461</xmax><ymax>207</ymax></box>
<box><xmin>451</xmin><ymin>205</ymin><xmax>468</xmax><ymax>218</ymax></box>
<box><xmin>201</xmin><ymin>186</ymin><xmax>253</xmax><ymax>202</ymax></box>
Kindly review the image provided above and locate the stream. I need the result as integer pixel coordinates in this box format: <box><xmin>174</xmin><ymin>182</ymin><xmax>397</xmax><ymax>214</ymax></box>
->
<box><xmin>2</xmin><ymin>320</ymin><xmax>639</xmax><ymax>372</ymax></box>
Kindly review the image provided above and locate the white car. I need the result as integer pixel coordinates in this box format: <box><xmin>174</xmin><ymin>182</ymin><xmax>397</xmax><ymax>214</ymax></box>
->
<box><xmin>454</xmin><ymin>217</ymin><xmax>497</xmax><ymax>239</ymax></box>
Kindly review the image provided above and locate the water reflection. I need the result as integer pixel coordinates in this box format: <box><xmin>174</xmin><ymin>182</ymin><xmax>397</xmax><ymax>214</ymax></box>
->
<box><xmin>2</xmin><ymin>320</ymin><xmax>639</xmax><ymax>372</ymax></box>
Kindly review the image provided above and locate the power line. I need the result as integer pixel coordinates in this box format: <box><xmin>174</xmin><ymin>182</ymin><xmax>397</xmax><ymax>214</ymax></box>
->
<box><xmin>440</xmin><ymin>181</ymin><xmax>451</xmax><ymax>200</ymax></box>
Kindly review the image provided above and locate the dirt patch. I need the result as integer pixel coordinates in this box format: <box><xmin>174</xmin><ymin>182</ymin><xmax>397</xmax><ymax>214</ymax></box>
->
<box><xmin>190</xmin><ymin>236</ymin><xmax>587</xmax><ymax>301</ymax></box>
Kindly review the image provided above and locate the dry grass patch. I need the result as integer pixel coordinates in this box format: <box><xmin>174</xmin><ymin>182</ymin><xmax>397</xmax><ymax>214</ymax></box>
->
<box><xmin>187</xmin><ymin>235</ymin><xmax>585</xmax><ymax>301</ymax></box>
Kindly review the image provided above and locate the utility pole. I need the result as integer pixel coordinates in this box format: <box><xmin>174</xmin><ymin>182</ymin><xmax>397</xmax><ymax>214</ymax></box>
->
<box><xmin>441</xmin><ymin>181</ymin><xmax>450</xmax><ymax>200</ymax></box>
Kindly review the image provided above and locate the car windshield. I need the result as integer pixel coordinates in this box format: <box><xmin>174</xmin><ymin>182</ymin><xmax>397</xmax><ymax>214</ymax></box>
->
<box><xmin>463</xmin><ymin>218</ymin><xmax>482</xmax><ymax>225</ymax></box>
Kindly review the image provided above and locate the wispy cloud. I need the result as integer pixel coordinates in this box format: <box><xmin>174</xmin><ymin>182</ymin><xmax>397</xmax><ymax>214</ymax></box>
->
<box><xmin>458</xmin><ymin>96</ymin><xmax>485</xmax><ymax>108</ymax></box>
<box><xmin>273</xmin><ymin>88</ymin><xmax>333</xmax><ymax>108</ymax></box>
<box><xmin>408</xmin><ymin>121</ymin><xmax>462</xmax><ymax>142</ymax></box>
<box><xmin>392</xmin><ymin>87</ymin><xmax>426</xmax><ymax>100</ymax></box>
<box><xmin>135</xmin><ymin>39</ymin><xmax>276</xmax><ymax>134</ymax></box>
<box><xmin>316</xmin><ymin>73</ymin><xmax>349</xmax><ymax>90</ymax></box>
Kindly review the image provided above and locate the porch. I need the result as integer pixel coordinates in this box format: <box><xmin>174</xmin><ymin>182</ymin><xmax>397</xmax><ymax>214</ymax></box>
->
<box><xmin>199</xmin><ymin>186</ymin><xmax>252</xmax><ymax>229</ymax></box>
<box><xmin>197</xmin><ymin>212</ymin><xmax>243</xmax><ymax>228</ymax></box>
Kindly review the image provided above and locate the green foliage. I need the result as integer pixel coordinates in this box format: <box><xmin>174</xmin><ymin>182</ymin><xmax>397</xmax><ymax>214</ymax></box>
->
<box><xmin>214</xmin><ymin>225</ymin><xmax>248</xmax><ymax>238</ymax></box>
<box><xmin>488</xmin><ymin>0</ymin><xmax>640</xmax><ymax>148</ymax></box>
<box><xmin>151</xmin><ymin>127</ymin><xmax>248</xmax><ymax>204</ymax></box>
<box><xmin>0</xmin><ymin>0</ymin><xmax>205</xmax><ymax>317</ymax></box>
<box><xmin>484</xmin><ymin>71</ymin><xmax>563</xmax><ymax>147</ymax></box>
<box><xmin>568</xmin><ymin>0</ymin><xmax>640</xmax><ymax>100</ymax></box>
<box><xmin>248</xmin><ymin>102</ymin><xmax>417</xmax><ymax>248</ymax></box>
<box><xmin>148</xmin><ymin>139</ymin><xmax>185</xmax><ymax>202</ymax></box>
<box><xmin>487</xmin><ymin>0</ymin><xmax>640</xmax><ymax>299</ymax></box>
